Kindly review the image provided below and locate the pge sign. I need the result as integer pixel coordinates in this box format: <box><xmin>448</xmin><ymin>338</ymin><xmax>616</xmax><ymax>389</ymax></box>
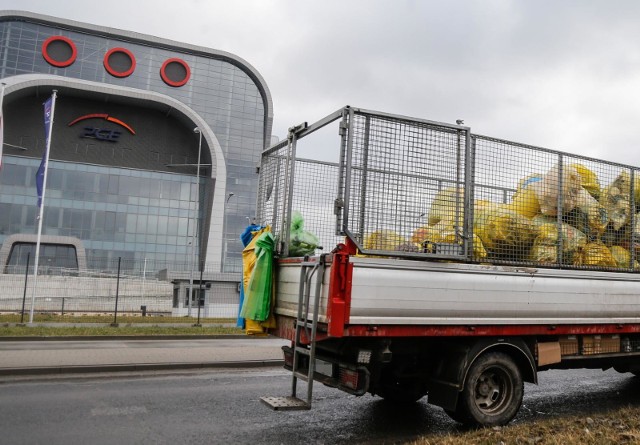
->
<box><xmin>68</xmin><ymin>113</ymin><xmax>136</xmax><ymax>142</ymax></box>
<box><xmin>82</xmin><ymin>127</ymin><xmax>122</xmax><ymax>142</ymax></box>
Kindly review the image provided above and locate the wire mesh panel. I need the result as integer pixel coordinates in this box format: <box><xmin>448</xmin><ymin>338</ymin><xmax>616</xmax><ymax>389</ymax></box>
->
<box><xmin>473</xmin><ymin>136</ymin><xmax>558</xmax><ymax>264</ymax></box>
<box><xmin>256</xmin><ymin>139</ymin><xmax>291</xmax><ymax>251</ymax></box>
<box><xmin>257</xmin><ymin>111</ymin><xmax>346</xmax><ymax>257</ymax></box>
<box><xmin>258</xmin><ymin>105</ymin><xmax>640</xmax><ymax>272</ymax></box>
<box><xmin>473</xmin><ymin>135</ymin><xmax>638</xmax><ymax>271</ymax></box>
<box><xmin>0</xmin><ymin>258</ymin><xmax>241</xmax><ymax>320</ymax></box>
<box><xmin>256</xmin><ymin>155</ymin><xmax>344</xmax><ymax>256</ymax></box>
<box><xmin>289</xmin><ymin>158</ymin><xmax>344</xmax><ymax>255</ymax></box>
<box><xmin>343</xmin><ymin>109</ymin><xmax>471</xmax><ymax>259</ymax></box>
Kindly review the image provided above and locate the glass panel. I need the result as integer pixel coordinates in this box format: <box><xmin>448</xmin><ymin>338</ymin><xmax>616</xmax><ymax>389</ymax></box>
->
<box><xmin>0</xmin><ymin>18</ymin><xmax>270</xmax><ymax>273</ymax></box>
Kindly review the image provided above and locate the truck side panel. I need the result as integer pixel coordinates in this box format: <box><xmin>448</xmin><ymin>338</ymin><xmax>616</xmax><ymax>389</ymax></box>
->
<box><xmin>348</xmin><ymin>257</ymin><xmax>640</xmax><ymax>325</ymax></box>
<box><xmin>274</xmin><ymin>256</ymin><xmax>640</xmax><ymax>330</ymax></box>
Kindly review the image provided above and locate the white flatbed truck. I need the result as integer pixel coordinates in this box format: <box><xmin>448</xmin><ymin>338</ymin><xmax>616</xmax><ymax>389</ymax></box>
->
<box><xmin>258</xmin><ymin>106</ymin><xmax>640</xmax><ymax>426</ymax></box>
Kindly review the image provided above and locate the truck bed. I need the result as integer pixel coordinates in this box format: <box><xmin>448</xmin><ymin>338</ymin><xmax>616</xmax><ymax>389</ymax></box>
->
<box><xmin>274</xmin><ymin>256</ymin><xmax>640</xmax><ymax>327</ymax></box>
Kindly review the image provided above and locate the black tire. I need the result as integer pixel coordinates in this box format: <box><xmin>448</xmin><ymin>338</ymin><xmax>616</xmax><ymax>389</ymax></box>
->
<box><xmin>456</xmin><ymin>351</ymin><xmax>523</xmax><ymax>427</ymax></box>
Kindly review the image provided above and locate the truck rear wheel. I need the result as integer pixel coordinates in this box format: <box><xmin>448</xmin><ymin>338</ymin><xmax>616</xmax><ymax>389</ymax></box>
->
<box><xmin>456</xmin><ymin>351</ymin><xmax>523</xmax><ymax>426</ymax></box>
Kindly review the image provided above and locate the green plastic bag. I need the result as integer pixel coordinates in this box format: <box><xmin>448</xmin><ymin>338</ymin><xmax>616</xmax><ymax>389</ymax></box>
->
<box><xmin>240</xmin><ymin>231</ymin><xmax>275</xmax><ymax>321</ymax></box>
<box><xmin>288</xmin><ymin>211</ymin><xmax>320</xmax><ymax>257</ymax></box>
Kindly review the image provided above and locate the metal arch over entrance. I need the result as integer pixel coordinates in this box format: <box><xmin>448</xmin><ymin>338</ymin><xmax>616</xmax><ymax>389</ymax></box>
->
<box><xmin>1</xmin><ymin>73</ymin><xmax>228</xmax><ymax>272</ymax></box>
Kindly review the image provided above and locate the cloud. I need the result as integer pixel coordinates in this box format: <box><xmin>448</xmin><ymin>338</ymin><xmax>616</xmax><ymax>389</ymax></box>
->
<box><xmin>6</xmin><ymin>0</ymin><xmax>640</xmax><ymax>166</ymax></box>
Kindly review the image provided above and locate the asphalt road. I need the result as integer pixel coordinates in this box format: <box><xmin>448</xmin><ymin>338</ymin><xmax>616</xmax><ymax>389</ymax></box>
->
<box><xmin>2</xmin><ymin>367</ymin><xmax>640</xmax><ymax>444</ymax></box>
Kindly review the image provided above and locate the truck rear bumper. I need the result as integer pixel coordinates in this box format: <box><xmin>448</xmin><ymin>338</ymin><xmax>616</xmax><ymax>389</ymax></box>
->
<box><xmin>281</xmin><ymin>345</ymin><xmax>370</xmax><ymax>396</ymax></box>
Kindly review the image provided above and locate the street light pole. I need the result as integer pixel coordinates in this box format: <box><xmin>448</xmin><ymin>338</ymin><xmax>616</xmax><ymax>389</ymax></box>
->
<box><xmin>223</xmin><ymin>192</ymin><xmax>235</xmax><ymax>272</ymax></box>
<box><xmin>188</xmin><ymin>127</ymin><xmax>203</xmax><ymax>317</ymax></box>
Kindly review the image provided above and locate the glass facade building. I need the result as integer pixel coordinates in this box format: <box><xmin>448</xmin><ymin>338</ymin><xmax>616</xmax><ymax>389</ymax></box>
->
<box><xmin>0</xmin><ymin>11</ymin><xmax>273</xmax><ymax>274</ymax></box>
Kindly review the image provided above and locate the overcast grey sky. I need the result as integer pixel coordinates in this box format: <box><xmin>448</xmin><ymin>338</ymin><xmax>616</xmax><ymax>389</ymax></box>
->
<box><xmin>4</xmin><ymin>0</ymin><xmax>640</xmax><ymax>165</ymax></box>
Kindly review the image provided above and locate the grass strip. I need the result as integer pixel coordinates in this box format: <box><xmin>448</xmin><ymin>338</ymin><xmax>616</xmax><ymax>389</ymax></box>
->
<box><xmin>410</xmin><ymin>406</ymin><xmax>640</xmax><ymax>444</ymax></box>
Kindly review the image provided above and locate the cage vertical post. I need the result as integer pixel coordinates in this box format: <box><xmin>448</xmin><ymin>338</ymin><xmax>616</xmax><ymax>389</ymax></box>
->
<box><xmin>335</xmin><ymin>109</ymin><xmax>350</xmax><ymax>236</ymax></box>
<box><xmin>342</xmin><ymin>108</ymin><xmax>355</xmax><ymax>235</ymax></box>
<box><xmin>556</xmin><ymin>155</ymin><xmax>565</xmax><ymax>266</ymax></box>
<box><xmin>358</xmin><ymin>116</ymin><xmax>371</xmax><ymax>244</ymax></box>
<box><xmin>630</xmin><ymin>169</ymin><xmax>637</xmax><ymax>269</ymax></box>
<box><xmin>464</xmin><ymin>133</ymin><xmax>475</xmax><ymax>259</ymax></box>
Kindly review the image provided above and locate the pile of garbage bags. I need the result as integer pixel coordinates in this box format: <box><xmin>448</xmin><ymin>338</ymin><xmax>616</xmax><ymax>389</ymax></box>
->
<box><xmin>363</xmin><ymin>164</ymin><xmax>640</xmax><ymax>270</ymax></box>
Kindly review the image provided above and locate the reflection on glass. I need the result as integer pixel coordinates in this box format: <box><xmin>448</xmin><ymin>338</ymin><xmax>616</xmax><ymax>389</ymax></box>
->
<box><xmin>0</xmin><ymin>157</ymin><xmax>204</xmax><ymax>269</ymax></box>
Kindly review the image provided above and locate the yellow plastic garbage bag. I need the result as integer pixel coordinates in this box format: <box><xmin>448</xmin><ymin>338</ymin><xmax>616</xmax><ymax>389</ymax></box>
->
<box><xmin>634</xmin><ymin>176</ymin><xmax>640</xmax><ymax>205</ymax></box>
<box><xmin>529</xmin><ymin>164</ymin><xmax>582</xmax><ymax>216</ymax></box>
<box><xmin>411</xmin><ymin>221</ymin><xmax>487</xmax><ymax>259</ymax></box>
<box><xmin>570</xmin><ymin>163</ymin><xmax>601</xmax><ymax>200</ymax></box>
<box><xmin>241</xmin><ymin>226</ymin><xmax>276</xmax><ymax>334</ymax></box>
<box><xmin>601</xmin><ymin>223</ymin><xmax>629</xmax><ymax>250</ymax></box>
<box><xmin>411</xmin><ymin>221</ymin><xmax>454</xmax><ymax>246</ymax></box>
<box><xmin>440</xmin><ymin>230</ymin><xmax>488</xmax><ymax>260</ymax></box>
<box><xmin>517</xmin><ymin>174</ymin><xmax>544</xmax><ymax>192</ymax></box>
<box><xmin>530</xmin><ymin>217</ymin><xmax>587</xmax><ymax>264</ymax></box>
<box><xmin>563</xmin><ymin>188</ymin><xmax>608</xmax><ymax>238</ymax></box>
<box><xmin>241</xmin><ymin>231</ymin><xmax>275</xmax><ymax>321</ymax></box>
<box><xmin>474</xmin><ymin>204</ymin><xmax>537</xmax><ymax>260</ymax></box>
<box><xmin>428</xmin><ymin>187</ymin><xmax>463</xmax><ymax>226</ymax></box>
<box><xmin>610</xmin><ymin>245</ymin><xmax>639</xmax><ymax>269</ymax></box>
<box><xmin>363</xmin><ymin>230</ymin><xmax>408</xmax><ymax>252</ymax></box>
<box><xmin>411</xmin><ymin>224</ymin><xmax>443</xmax><ymax>246</ymax></box>
<box><xmin>601</xmin><ymin>170</ymin><xmax>633</xmax><ymax>231</ymax></box>
<box><xmin>631</xmin><ymin>212</ymin><xmax>640</xmax><ymax>254</ymax></box>
<box><xmin>508</xmin><ymin>173</ymin><xmax>544</xmax><ymax>218</ymax></box>
<box><xmin>508</xmin><ymin>187</ymin><xmax>540</xmax><ymax>218</ymax></box>
<box><xmin>573</xmin><ymin>241</ymin><xmax>617</xmax><ymax>268</ymax></box>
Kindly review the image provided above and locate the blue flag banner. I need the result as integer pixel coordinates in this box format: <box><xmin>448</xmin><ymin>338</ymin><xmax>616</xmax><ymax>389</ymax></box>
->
<box><xmin>36</xmin><ymin>97</ymin><xmax>53</xmax><ymax>208</ymax></box>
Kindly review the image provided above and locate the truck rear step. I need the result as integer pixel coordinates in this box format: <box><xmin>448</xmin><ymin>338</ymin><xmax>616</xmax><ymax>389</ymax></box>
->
<box><xmin>261</xmin><ymin>256</ymin><xmax>327</xmax><ymax>411</ymax></box>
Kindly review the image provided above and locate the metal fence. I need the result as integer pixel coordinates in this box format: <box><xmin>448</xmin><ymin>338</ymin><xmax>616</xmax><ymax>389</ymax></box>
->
<box><xmin>0</xmin><ymin>257</ymin><xmax>241</xmax><ymax>320</ymax></box>
<box><xmin>258</xmin><ymin>105</ymin><xmax>640</xmax><ymax>272</ymax></box>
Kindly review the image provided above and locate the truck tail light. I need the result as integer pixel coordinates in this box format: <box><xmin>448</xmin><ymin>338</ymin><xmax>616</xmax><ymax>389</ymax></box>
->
<box><xmin>338</xmin><ymin>367</ymin><xmax>359</xmax><ymax>390</ymax></box>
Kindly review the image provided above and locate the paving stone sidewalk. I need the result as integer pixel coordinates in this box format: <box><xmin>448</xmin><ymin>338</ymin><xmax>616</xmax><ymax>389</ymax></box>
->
<box><xmin>0</xmin><ymin>337</ymin><xmax>287</xmax><ymax>375</ymax></box>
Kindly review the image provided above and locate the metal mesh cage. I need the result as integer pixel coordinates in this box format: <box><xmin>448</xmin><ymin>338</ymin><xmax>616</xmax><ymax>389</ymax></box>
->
<box><xmin>289</xmin><ymin>158</ymin><xmax>344</xmax><ymax>255</ymax></box>
<box><xmin>256</xmin><ymin>130</ymin><xmax>344</xmax><ymax>256</ymax></box>
<box><xmin>257</xmin><ymin>106</ymin><xmax>640</xmax><ymax>272</ymax></box>
<box><xmin>345</xmin><ymin>110</ymin><xmax>470</xmax><ymax>259</ymax></box>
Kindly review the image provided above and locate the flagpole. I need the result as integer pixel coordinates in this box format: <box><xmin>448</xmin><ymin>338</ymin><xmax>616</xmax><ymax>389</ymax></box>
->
<box><xmin>29</xmin><ymin>90</ymin><xmax>57</xmax><ymax>324</ymax></box>
<box><xmin>0</xmin><ymin>83</ymin><xmax>5</xmax><ymax>171</ymax></box>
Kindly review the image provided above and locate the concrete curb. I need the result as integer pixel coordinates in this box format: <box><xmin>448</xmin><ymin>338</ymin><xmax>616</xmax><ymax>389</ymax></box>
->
<box><xmin>0</xmin><ymin>359</ymin><xmax>285</xmax><ymax>376</ymax></box>
<box><xmin>0</xmin><ymin>335</ymin><xmax>263</xmax><ymax>341</ymax></box>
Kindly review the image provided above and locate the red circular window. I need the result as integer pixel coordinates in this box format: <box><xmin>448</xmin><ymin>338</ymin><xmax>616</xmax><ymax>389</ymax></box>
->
<box><xmin>104</xmin><ymin>47</ymin><xmax>136</xmax><ymax>78</ymax></box>
<box><xmin>160</xmin><ymin>58</ymin><xmax>191</xmax><ymax>87</ymax></box>
<box><xmin>42</xmin><ymin>36</ymin><xmax>77</xmax><ymax>68</ymax></box>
